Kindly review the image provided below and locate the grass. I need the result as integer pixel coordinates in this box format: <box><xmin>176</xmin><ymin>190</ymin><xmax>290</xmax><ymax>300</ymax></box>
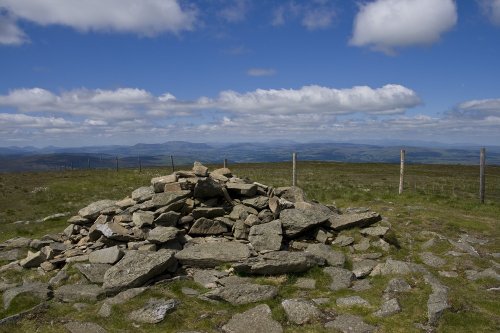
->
<box><xmin>0</xmin><ymin>161</ymin><xmax>499</xmax><ymax>332</ymax></box>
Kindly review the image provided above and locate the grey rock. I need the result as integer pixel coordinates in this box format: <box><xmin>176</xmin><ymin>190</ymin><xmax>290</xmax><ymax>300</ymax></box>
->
<box><xmin>131</xmin><ymin>186</ymin><xmax>154</xmax><ymax>203</ymax></box>
<box><xmin>192</xmin><ymin>207</ymin><xmax>225</xmax><ymax>219</ymax></box>
<box><xmin>323</xmin><ymin>267</ymin><xmax>355</xmax><ymax>291</ymax></box>
<box><xmin>233</xmin><ymin>251</ymin><xmax>323</xmax><ymax>275</ymax></box>
<box><xmin>3</xmin><ymin>282</ymin><xmax>51</xmax><ymax>309</ymax></box>
<box><xmin>20</xmin><ymin>250</ymin><xmax>46</xmax><ymax>268</ymax></box>
<box><xmin>370</xmin><ymin>259</ymin><xmax>426</xmax><ymax>276</ymax></box>
<box><xmin>315</xmin><ymin>228</ymin><xmax>333</xmax><ymax>244</ymax></box>
<box><xmin>128</xmin><ymin>298</ymin><xmax>180</xmax><ymax>324</ymax></box>
<box><xmin>336</xmin><ymin>296</ymin><xmax>370</xmax><ymax>307</ymax></box>
<box><xmin>49</xmin><ymin>269</ymin><xmax>69</xmax><ymax>286</ymax></box>
<box><xmin>425</xmin><ymin>275</ymin><xmax>450</xmax><ymax>325</ymax></box>
<box><xmin>352</xmin><ymin>259</ymin><xmax>378</xmax><ymax>278</ymax></box>
<box><xmin>98</xmin><ymin>287</ymin><xmax>147</xmax><ymax>317</ymax></box>
<box><xmin>132</xmin><ymin>211</ymin><xmax>154</xmax><ymax>228</ymax></box>
<box><xmin>385</xmin><ymin>278</ymin><xmax>412</xmax><ymax>294</ymax></box>
<box><xmin>420</xmin><ymin>252</ymin><xmax>446</xmax><ymax>268</ymax></box>
<box><xmin>54</xmin><ymin>284</ymin><xmax>103</xmax><ymax>302</ymax></box>
<box><xmin>312</xmin><ymin>298</ymin><xmax>330</xmax><ymax>305</ymax></box>
<box><xmin>205</xmin><ymin>283</ymin><xmax>278</xmax><ymax>305</ymax></box>
<box><xmin>448</xmin><ymin>239</ymin><xmax>480</xmax><ymax>257</ymax></box>
<box><xmin>374</xmin><ymin>298</ymin><xmax>401</xmax><ymax>317</ymax></box>
<box><xmin>0</xmin><ymin>237</ymin><xmax>32</xmax><ymax>249</ymax></box>
<box><xmin>281</xmin><ymin>299</ymin><xmax>322</xmax><ymax>325</ymax></box>
<box><xmin>294</xmin><ymin>277</ymin><xmax>316</xmax><ymax>289</ymax></box>
<box><xmin>96</xmin><ymin>222</ymin><xmax>135</xmax><ymax>242</ymax></box>
<box><xmin>229</xmin><ymin>204</ymin><xmax>258</xmax><ymax>221</ymax></box>
<box><xmin>64</xmin><ymin>322</ymin><xmax>107</xmax><ymax>333</ymax></box>
<box><xmin>465</xmin><ymin>268</ymin><xmax>500</xmax><ymax>281</ymax></box>
<box><xmin>279</xmin><ymin>208</ymin><xmax>330</xmax><ymax>238</ymax></box>
<box><xmin>181</xmin><ymin>287</ymin><xmax>199</xmax><ymax>296</ymax></box>
<box><xmin>332</xmin><ymin>235</ymin><xmax>354</xmax><ymax>247</ymax></box>
<box><xmin>360</xmin><ymin>226</ymin><xmax>389</xmax><ymax>237</ymax></box>
<box><xmin>244</xmin><ymin>214</ymin><xmax>261</xmax><ymax>227</ymax></box>
<box><xmin>222</xmin><ymin>304</ymin><xmax>283</xmax><ymax>333</ymax></box>
<box><xmin>0</xmin><ymin>249</ymin><xmax>23</xmax><ymax>261</ymax></box>
<box><xmin>189</xmin><ymin>218</ymin><xmax>228</xmax><ymax>236</ymax></box>
<box><xmin>242</xmin><ymin>196</ymin><xmax>269</xmax><ymax>210</ymax></box>
<box><xmin>438</xmin><ymin>271</ymin><xmax>459</xmax><ymax>278</ymax></box>
<box><xmin>175</xmin><ymin>242</ymin><xmax>251</xmax><ymax>268</ymax></box>
<box><xmin>324</xmin><ymin>314</ymin><xmax>375</xmax><ymax>333</ymax></box>
<box><xmin>232</xmin><ymin>220</ymin><xmax>249</xmax><ymax>240</ymax></box>
<box><xmin>103</xmin><ymin>249</ymin><xmax>177</xmax><ymax>291</ymax></box>
<box><xmin>275</xmin><ymin>186</ymin><xmax>307</xmax><ymax>202</ymax></box>
<box><xmin>351</xmin><ymin>279</ymin><xmax>372</xmax><ymax>292</ymax></box>
<box><xmin>248</xmin><ymin>220</ymin><xmax>282</xmax><ymax>252</ymax></box>
<box><xmin>353</xmin><ymin>238</ymin><xmax>371</xmax><ymax>251</ymax></box>
<box><xmin>192</xmin><ymin>268</ymin><xmax>229</xmax><ymax>288</ymax></box>
<box><xmin>305</xmin><ymin>243</ymin><xmax>345</xmax><ymax>267</ymax></box>
<box><xmin>115</xmin><ymin>197</ymin><xmax>136</xmax><ymax>209</ymax></box>
<box><xmin>328</xmin><ymin>211</ymin><xmax>381</xmax><ymax>231</ymax></box>
<box><xmin>89</xmin><ymin>245</ymin><xmax>124</xmax><ymax>264</ymax></box>
<box><xmin>75</xmin><ymin>263</ymin><xmax>112</xmax><ymax>284</ymax></box>
<box><xmin>226</xmin><ymin>183</ymin><xmax>257</xmax><ymax>197</ymax></box>
<box><xmin>194</xmin><ymin>178</ymin><xmax>223</xmax><ymax>198</ymax></box>
<box><xmin>193</xmin><ymin>161</ymin><xmax>209</xmax><ymax>176</ymax></box>
<box><xmin>155</xmin><ymin>211</ymin><xmax>181</xmax><ymax>227</ymax></box>
<box><xmin>78</xmin><ymin>200</ymin><xmax>117</xmax><ymax>220</ymax></box>
<box><xmin>152</xmin><ymin>191</ymin><xmax>191</xmax><ymax>208</ymax></box>
<box><xmin>147</xmin><ymin>226</ymin><xmax>181</xmax><ymax>243</ymax></box>
<box><xmin>151</xmin><ymin>174</ymin><xmax>178</xmax><ymax>192</ymax></box>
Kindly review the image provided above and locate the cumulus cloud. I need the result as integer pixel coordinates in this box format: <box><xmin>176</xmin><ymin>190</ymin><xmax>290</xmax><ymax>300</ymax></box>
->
<box><xmin>246</xmin><ymin>68</ymin><xmax>276</xmax><ymax>77</ymax></box>
<box><xmin>0</xmin><ymin>113</ymin><xmax>75</xmax><ymax>128</ymax></box>
<box><xmin>271</xmin><ymin>1</ymin><xmax>335</xmax><ymax>30</ymax></box>
<box><xmin>449</xmin><ymin>98</ymin><xmax>500</xmax><ymax>119</ymax></box>
<box><xmin>350</xmin><ymin>0</ymin><xmax>457</xmax><ymax>54</ymax></box>
<box><xmin>0</xmin><ymin>0</ymin><xmax>197</xmax><ymax>40</ymax></box>
<box><xmin>0</xmin><ymin>14</ymin><xmax>29</xmax><ymax>45</ymax></box>
<box><xmin>480</xmin><ymin>0</ymin><xmax>500</xmax><ymax>25</ymax></box>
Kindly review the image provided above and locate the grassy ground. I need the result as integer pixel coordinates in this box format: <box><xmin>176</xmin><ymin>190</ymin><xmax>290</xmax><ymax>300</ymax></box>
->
<box><xmin>0</xmin><ymin>162</ymin><xmax>499</xmax><ymax>332</ymax></box>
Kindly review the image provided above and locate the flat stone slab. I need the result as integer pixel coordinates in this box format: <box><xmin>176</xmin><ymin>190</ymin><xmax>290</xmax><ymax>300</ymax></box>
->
<box><xmin>222</xmin><ymin>304</ymin><xmax>283</xmax><ymax>333</ymax></box>
<box><xmin>281</xmin><ymin>299</ymin><xmax>322</xmax><ymax>325</ymax></box>
<box><xmin>325</xmin><ymin>314</ymin><xmax>375</xmax><ymax>333</ymax></box>
<box><xmin>3</xmin><ymin>282</ymin><xmax>51</xmax><ymax>309</ymax></box>
<box><xmin>323</xmin><ymin>267</ymin><xmax>355</xmax><ymax>291</ymax></box>
<box><xmin>78</xmin><ymin>200</ymin><xmax>117</xmax><ymax>220</ymax></box>
<box><xmin>279</xmin><ymin>208</ymin><xmax>330</xmax><ymax>238</ymax></box>
<box><xmin>360</xmin><ymin>226</ymin><xmax>389</xmax><ymax>237</ymax></box>
<box><xmin>419</xmin><ymin>252</ymin><xmax>446</xmax><ymax>268</ymax></box>
<box><xmin>205</xmin><ymin>283</ymin><xmax>278</xmax><ymax>305</ymax></box>
<box><xmin>128</xmin><ymin>298</ymin><xmax>180</xmax><ymax>324</ymax></box>
<box><xmin>175</xmin><ymin>242</ymin><xmax>251</xmax><ymax>268</ymax></box>
<box><xmin>147</xmin><ymin>226</ymin><xmax>181</xmax><ymax>243</ymax></box>
<box><xmin>152</xmin><ymin>191</ymin><xmax>191</xmax><ymax>208</ymax></box>
<box><xmin>89</xmin><ymin>246</ymin><xmax>124</xmax><ymax>264</ymax></box>
<box><xmin>370</xmin><ymin>259</ymin><xmax>426</xmax><ymax>276</ymax></box>
<box><xmin>64</xmin><ymin>322</ymin><xmax>108</xmax><ymax>333</ymax></box>
<box><xmin>98</xmin><ymin>287</ymin><xmax>148</xmax><ymax>317</ymax></box>
<box><xmin>54</xmin><ymin>284</ymin><xmax>104</xmax><ymax>303</ymax></box>
<box><xmin>0</xmin><ymin>249</ymin><xmax>24</xmax><ymax>261</ymax></box>
<box><xmin>75</xmin><ymin>263</ymin><xmax>112</xmax><ymax>284</ymax></box>
<box><xmin>336</xmin><ymin>296</ymin><xmax>371</xmax><ymax>308</ymax></box>
<box><xmin>328</xmin><ymin>212</ymin><xmax>381</xmax><ymax>231</ymax></box>
<box><xmin>305</xmin><ymin>243</ymin><xmax>345</xmax><ymax>267</ymax></box>
<box><xmin>233</xmin><ymin>251</ymin><xmax>323</xmax><ymax>275</ymax></box>
<box><xmin>103</xmin><ymin>249</ymin><xmax>177</xmax><ymax>291</ymax></box>
<box><xmin>191</xmin><ymin>268</ymin><xmax>229</xmax><ymax>288</ymax></box>
<box><xmin>188</xmin><ymin>218</ymin><xmax>228</xmax><ymax>236</ymax></box>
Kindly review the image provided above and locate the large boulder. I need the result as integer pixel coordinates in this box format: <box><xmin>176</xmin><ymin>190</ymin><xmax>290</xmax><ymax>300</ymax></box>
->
<box><xmin>279</xmin><ymin>208</ymin><xmax>330</xmax><ymax>238</ymax></box>
<box><xmin>103</xmin><ymin>249</ymin><xmax>177</xmax><ymax>291</ymax></box>
<box><xmin>233</xmin><ymin>251</ymin><xmax>324</xmax><ymax>275</ymax></box>
<box><xmin>248</xmin><ymin>220</ymin><xmax>283</xmax><ymax>252</ymax></box>
<box><xmin>175</xmin><ymin>242</ymin><xmax>251</xmax><ymax>268</ymax></box>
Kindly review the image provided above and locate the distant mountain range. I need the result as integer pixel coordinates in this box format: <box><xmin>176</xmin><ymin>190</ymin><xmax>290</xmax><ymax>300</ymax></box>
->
<box><xmin>1</xmin><ymin>141</ymin><xmax>499</xmax><ymax>172</ymax></box>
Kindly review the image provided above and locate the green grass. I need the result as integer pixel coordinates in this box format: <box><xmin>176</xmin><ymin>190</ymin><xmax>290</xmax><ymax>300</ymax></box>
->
<box><xmin>0</xmin><ymin>162</ymin><xmax>499</xmax><ymax>332</ymax></box>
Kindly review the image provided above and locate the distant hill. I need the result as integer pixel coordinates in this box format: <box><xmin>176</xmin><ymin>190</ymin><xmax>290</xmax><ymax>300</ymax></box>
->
<box><xmin>1</xmin><ymin>141</ymin><xmax>499</xmax><ymax>172</ymax></box>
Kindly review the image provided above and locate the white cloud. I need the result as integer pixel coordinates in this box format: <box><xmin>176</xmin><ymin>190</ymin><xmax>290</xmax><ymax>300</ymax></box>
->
<box><xmin>451</xmin><ymin>98</ymin><xmax>500</xmax><ymax>119</ymax></box>
<box><xmin>247</xmin><ymin>68</ymin><xmax>277</xmax><ymax>77</ymax></box>
<box><xmin>212</xmin><ymin>84</ymin><xmax>421</xmax><ymax>115</ymax></box>
<box><xmin>480</xmin><ymin>0</ymin><xmax>500</xmax><ymax>25</ymax></box>
<box><xmin>0</xmin><ymin>0</ymin><xmax>197</xmax><ymax>39</ymax></box>
<box><xmin>350</xmin><ymin>0</ymin><xmax>457</xmax><ymax>53</ymax></box>
<box><xmin>0</xmin><ymin>113</ymin><xmax>74</xmax><ymax>128</ymax></box>
<box><xmin>0</xmin><ymin>14</ymin><xmax>29</xmax><ymax>45</ymax></box>
<box><xmin>271</xmin><ymin>1</ymin><xmax>335</xmax><ymax>30</ymax></box>
<box><xmin>218</xmin><ymin>0</ymin><xmax>249</xmax><ymax>23</ymax></box>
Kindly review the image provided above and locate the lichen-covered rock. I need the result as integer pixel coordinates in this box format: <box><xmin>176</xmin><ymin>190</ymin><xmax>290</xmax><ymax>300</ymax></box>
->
<box><xmin>279</xmin><ymin>208</ymin><xmax>330</xmax><ymax>238</ymax></box>
<box><xmin>175</xmin><ymin>242</ymin><xmax>251</xmax><ymax>268</ymax></box>
<box><xmin>222</xmin><ymin>304</ymin><xmax>283</xmax><ymax>333</ymax></box>
<box><xmin>248</xmin><ymin>220</ymin><xmax>283</xmax><ymax>252</ymax></box>
<box><xmin>281</xmin><ymin>299</ymin><xmax>322</xmax><ymax>325</ymax></box>
<box><xmin>78</xmin><ymin>200</ymin><xmax>117</xmax><ymax>220</ymax></box>
<box><xmin>233</xmin><ymin>251</ymin><xmax>324</xmax><ymax>275</ymax></box>
<box><xmin>205</xmin><ymin>283</ymin><xmax>278</xmax><ymax>305</ymax></box>
<box><xmin>128</xmin><ymin>298</ymin><xmax>180</xmax><ymax>324</ymax></box>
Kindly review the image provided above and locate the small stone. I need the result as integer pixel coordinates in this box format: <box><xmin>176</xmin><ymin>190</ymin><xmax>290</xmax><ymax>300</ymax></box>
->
<box><xmin>222</xmin><ymin>304</ymin><xmax>283</xmax><ymax>333</ymax></box>
<box><xmin>324</xmin><ymin>314</ymin><xmax>375</xmax><ymax>333</ymax></box>
<box><xmin>98</xmin><ymin>287</ymin><xmax>147</xmax><ymax>317</ymax></box>
<box><xmin>336</xmin><ymin>296</ymin><xmax>370</xmax><ymax>308</ymax></box>
<box><xmin>438</xmin><ymin>271</ymin><xmax>459</xmax><ymax>278</ymax></box>
<box><xmin>294</xmin><ymin>278</ymin><xmax>316</xmax><ymax>289</ymax></box>
<box><xmin>360</xmin><ymin>226</ymin><xmax>389</xmax><ymax>237</ymax></box>
<box><xmin>352</xmin><ymin>259</ymin><xmax>378</xmax><ymax>278</ymax></box>
<box><xmin>305</xmin><ymin>243</ymin><xmax>345</xmax><ymax>267</ymax></box>
<box><xmin>147</xmin><ymin>226</ymin><xmax>181</xmax><ymax>243</ymax></box>
<box><xmin>78</xmin><ymin>200</ymin><xmax>117</xmax><ymax>220</ymax></box>
<box><xmin>323</xmin><ymin>267</ymin><xmax>355</xmax><ymax>291</ymax></box>
<box><xmin>132</xmin><ymin>211</ymin><xmax>155</xmax><ymax>228</ymax></box>
<box><xmin>131</xmin><ymin>186</ymin><xmax>154</xmax><ymax>203</ymax></box>
<box><xmin>151</xmin><ymin>174</ymin><xmax>178</xmax><ymax>192</ymax></box>
<box><xmin>192</xmin><ymin>268</ymin><xmax>228</xmax><ymax>288</ymax></box>
<box><xmin>128</xmin><ymin>298</ymin><xmax>180</xmax><ymax>324</ymax></box>
<box><xmin>89</xmin><ymin>245</ymin><xmax>124</xmax><ymax>264</ymax></box>
<box><xmin>181</xmin><ymin>287</ymin><xmax>200</xmax><ymax>296</ymax></box>
<box><xmin>189</xmin><ymin>218</ymin><xmax>228</xmax><ymax>236</ymax></box>
<box><xmin>419</xmin><ymin>252</ymin><xmax>447</xmax><ymax>268</ymax></box>
<box><xmin>332</xmin><ymin>235</ymin><xmax>354</xmax><ymax>247</ymax></box>
<box><xmin>374</xmin><ymin>298</ymin><xmax>401</xmax><ymax>317</ymax></box>
<box><xmin>205</xmin><ymin>283</ymin><xmax>278</xmax><ymax>305</ymax></box>
<box><xmin>281</xmin><ymin>299</ymin><xmax>322</xmax><ymax>325</ymax></box>
<box><xmin>353</xmin><ymin>238</ymin><xmax>371</xmax><ymax>251</ymax></box>
<box><xmin>193</xmin><ymin>161</ymin><xmax>209</xmax><ymax>176</ymax></box>
<box><xmin>155</xmin><ymin>211</ymin><xmax>181</xmax><ymax>227</ymax></box>
<box><xmin>64</xmin><ymin>322</ymin><xmax>107</xmax><ymax>333</ymax></box>
<box><xmin>20</xmin><ymin>250</ymin><xmax>46</xmax><ymax>268</ymax></box>
<box><xmin>351</xmin><ymin>279</ymin><xmax>372</xmax><ymax>292</ymax></box>
<box><xmin>384</xmin><ymin>278</ymin><xmax>412</xmax><ymax>294</ymax></box>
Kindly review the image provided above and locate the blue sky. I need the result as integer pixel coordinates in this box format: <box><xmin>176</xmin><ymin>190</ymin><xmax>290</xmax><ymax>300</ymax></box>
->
<box><xmin>0</xmin><ymin>0</ymin><xmax>499</xmax><ymax>147</ymax></box>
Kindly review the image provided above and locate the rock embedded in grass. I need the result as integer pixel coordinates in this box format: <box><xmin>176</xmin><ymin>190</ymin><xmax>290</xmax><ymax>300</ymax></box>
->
<box><xmin>222</xmin><ymin>304</ymin><xmax>283</xmax><ymax>333</ymax></box>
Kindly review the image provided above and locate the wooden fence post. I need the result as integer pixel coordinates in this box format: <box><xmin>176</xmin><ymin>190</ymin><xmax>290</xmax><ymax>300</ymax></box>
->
<box><xmin>224</xmin><ymin>158</ymin><xmax>228</xmax><ymax>168</ymax></box>
<box><xmin>292</xmin><ymin>152</ymin><xmax>297</xmax><ymax>187</ymax></box>
<box><xmin>399</xmin><ymin>149</ymin><xmax>405</xmax><ymax>195</ymax></box>
<box><xmin>170</xmin><ymin>155</ymin><xmax>175</xmax><ymax>172</ymax></box>
<box><xmin>480</xmin><ymin>148</ymin><xmax>485</xmax><ymax>203</ymax></box>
